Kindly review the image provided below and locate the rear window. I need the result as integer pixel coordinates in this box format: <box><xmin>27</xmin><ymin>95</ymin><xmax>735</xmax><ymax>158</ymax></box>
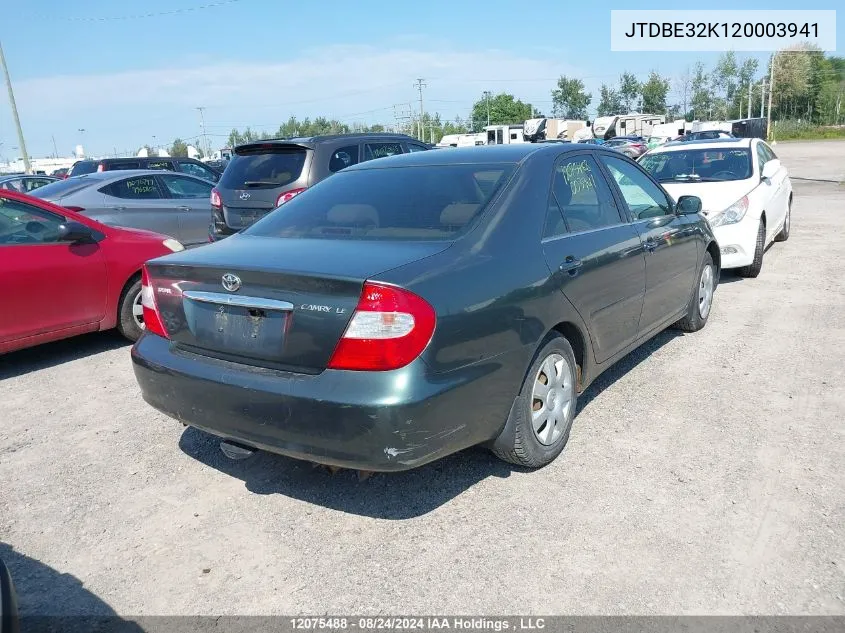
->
<box><xmin>106</xmin><ymin>161</ymin><xmax>143</xmax><ymax>170</ymax></box>
<box><xmin>246</xmin><ymin>163</ymin><xmax>515</xmax><ymax>241</ymax></box>
<box><xmin>220</xmin><ymin>148</ymin><xmax>307</xmax><ymax>189</ymax></box>
<box><xmin>30</xmin><ymin>177</ymin><xmax>93</xmax><ymax>199</ymax></box>
<box><xmin>69</xmin><ymin>161</ymin><xmax>98</xmax><ymax>176</ymax></box>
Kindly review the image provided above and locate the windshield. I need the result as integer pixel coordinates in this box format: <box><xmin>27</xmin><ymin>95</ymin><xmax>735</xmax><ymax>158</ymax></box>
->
<box><xmin>30</xmin><ymin>177</ymin><xmax>93</xmax><ymax>199</ymax></box>
<box><xmin>220</xmin><ymin>148</ymin><xmax>307</xmax><ymax>189</ymax></box>
<box><xmin>639</xmin><ymin>148</ymin><xmax>752</xmax><ymax>182</ymax></box>
<box><xmin>246</xmin><ymin>163</ymin><xmax>515</xmax><ymax>241</ymax></box>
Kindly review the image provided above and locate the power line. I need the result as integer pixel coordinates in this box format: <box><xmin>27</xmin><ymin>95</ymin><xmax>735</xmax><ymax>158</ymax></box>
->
<box><xmin>33</xmin><ymin>0</ymin><xmax>245</xmax><ymax>21</ymax></box>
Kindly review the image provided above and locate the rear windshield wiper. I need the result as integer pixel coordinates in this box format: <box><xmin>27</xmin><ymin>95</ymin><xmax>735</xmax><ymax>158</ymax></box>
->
<box><xmin>242</xmin><ymin>180</ymin><xmax>280</xmax><ymax>187</ymax></box>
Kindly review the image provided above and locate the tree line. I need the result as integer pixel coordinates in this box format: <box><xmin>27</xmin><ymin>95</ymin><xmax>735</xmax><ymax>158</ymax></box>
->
<box><xmin>187</xmin><ymin>47</ymin><xmax>844</xmax><ymax>149</ymax></box>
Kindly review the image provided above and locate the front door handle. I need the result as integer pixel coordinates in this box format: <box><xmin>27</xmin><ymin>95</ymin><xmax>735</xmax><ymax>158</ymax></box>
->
<box><xmin>176</xmin><ymin>205</ymin><xmax>191</xmax><ymax>211</ymax></box>
<box><xmin>559</xmin><ymin>256</ymin><xmax>582</xmax><ymax>275</ymax></box>
<box><xmin>108</xmin><ymin>205</ymin><xmax>127</xmax><ymax>211</ymax></box>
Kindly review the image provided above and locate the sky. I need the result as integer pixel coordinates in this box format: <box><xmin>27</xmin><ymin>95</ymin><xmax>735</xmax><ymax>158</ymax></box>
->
<box><xmin>0</xmin><ymin>0</ymin><xmax>842</xmax><ymax>159</ymax></box>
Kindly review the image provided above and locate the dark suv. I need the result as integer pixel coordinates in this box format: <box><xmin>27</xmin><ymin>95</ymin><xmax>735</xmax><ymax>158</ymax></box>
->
<box><xmin>209</xmin><ymin>133</ymin><xmax>429</xmax><ymax>240</ymax></box>
<box><xmin>68</xmin><ymin>157</ymin><xmax>221</xmax><ymax>183</ymax></box>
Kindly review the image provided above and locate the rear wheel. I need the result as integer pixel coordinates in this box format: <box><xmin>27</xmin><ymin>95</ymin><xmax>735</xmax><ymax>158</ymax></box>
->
<box><xmin>775</xmin><ymin>199</ymin><xmax>791</xmax><ymax>242</ymax></box>
<box><xmin>491</xmin><ymin>336</ymin><xmax>577</xmax><ymax>468</ymax></box>
<box><xmin>675</xmin><ymin>252</ymin><xmax>715</xmax><ymax>332</ymax></box>
<box><xmin>738</xmin><ymin>220</ymin><xmax>765</xmax><ymax>278</ymax></box>
<box><xmin>117</xmin><ymin>278</ymin><xmax>144</xmax><ymax>341</ymax></box>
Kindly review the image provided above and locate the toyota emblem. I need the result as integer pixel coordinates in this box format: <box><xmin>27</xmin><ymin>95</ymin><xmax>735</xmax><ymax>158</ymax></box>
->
<box><xmin>239</xmin><ymin>191</ymin><xmax>251</xmax><ymax>200</ymax></box>
<box><xmin>221</xmin><ymin>273</ymin><xmax>241</xmax><ymax>292</ymax></box>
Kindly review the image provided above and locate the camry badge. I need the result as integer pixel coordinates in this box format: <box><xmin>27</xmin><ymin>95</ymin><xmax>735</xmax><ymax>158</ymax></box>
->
<box><xmin>221</xmin><ymin>273</ymin><xmax>241</xmax><ymax>292</ymax></box>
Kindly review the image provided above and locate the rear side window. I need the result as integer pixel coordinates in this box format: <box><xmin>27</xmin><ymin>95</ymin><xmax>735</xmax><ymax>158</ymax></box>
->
<box><xmin>146</xmin><ymin>160</ymin><xmax>174</xmax><ymax>171</ymax></box>
<box><xmin>101</xmin><ymin>176</ymin><xmax>164</xmax><ymax>199</ymax></box>
<box><xmin>363</xmin><ymin>142</ymin><xmax>403</xmax><ymax>161</ymax></box>
<box><xmin>406</xmin><ymin>143</ymin><xmax>428</xmax><ymax>153</ymax></box>
<box><xmin>246</xmin><ymin>163</ymin><xmax>515</xmax><ymax>241</ymax></box>
<box><xmin>106</xmin><ymin>161</ymin><xmax>142</xmax><ymax>170</ymax></box>
<box><xmin>159</xmin><ymin>174</ymin><xmax>213</xmax><ymax>198</ymax></box>
<box><xmin>220</xmin><ymin>148</ymin><xmax>307</xmax><ymax>189</ymax></box>
<box><xmin>69</xmin><ymin>161</ymin><xmax>98</xmax><ymax>176</ymax></box>
<box><xmin>328</xmin><ymin>145</ymin><xmax>359</xmax><ymax>173</ymax></box>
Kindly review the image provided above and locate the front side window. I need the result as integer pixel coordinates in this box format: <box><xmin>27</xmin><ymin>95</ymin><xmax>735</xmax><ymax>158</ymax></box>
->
<box><xmin>363</xmin><ymin>142</ymin><xmax>403</xmax><ymax>162</ymax></box>
<box><xmin>406</xmin><ymin>143</ymin><xmax>428</xmax><ymax>153</ymax></box>
<box><xmin>246</xmin><ymin>163</ymin><xmax>515</xmax><ymax>241</ymax></box>
<box><xmin>546</xmin><ymin>155</ymin><xmax>622</xmax><ymax>235</ymax></box>
<box><xmin>102</xmin><ymin>176</ymin><xmax>164</xmax><ymax>200</ymax></box>
<box><xmin>328</xmin><ymin>145</ymin><xmax>359</xmax><ymax>173</ymax></box>
<box><xmin>0</xmin><ymin>198</ymin><xmax>65</xmax><ymax>245</ymax></box>
<box><xmin>756</xmin><ymin>143</ymin><xmax>768</xmax><ymax>173</ymax></box>
<box><xmin>159</xmin><ymin>175</ymin><xmax>213</xmax><ymax>199</ymax></box>
<box><xmin>599</xmin><ymin>155</ymin><xmax>672</xmax><ymax>220</ymax></box>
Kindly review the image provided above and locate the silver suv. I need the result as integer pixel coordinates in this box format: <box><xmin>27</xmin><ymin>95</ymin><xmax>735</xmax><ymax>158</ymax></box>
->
<box><xmin>210</xmin><ymin>133</ymin><xmax>429</xmax><ymax>240</ymax></box>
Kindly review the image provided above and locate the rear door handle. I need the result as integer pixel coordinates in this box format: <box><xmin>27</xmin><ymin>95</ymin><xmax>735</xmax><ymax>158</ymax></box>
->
<box><xmin>108</xmin><ymin>205</ymin><xmax>127</xmax><ymax>211</ymax></box>
<box><xmin>559</xmin><ymin>256</ymin><xmax>582</xmax><ymax>274</ymax></box>
<box><xmin>177</xmin><ymin>205</ymin><xmax>191</xmax><ymax>211</ymax></box>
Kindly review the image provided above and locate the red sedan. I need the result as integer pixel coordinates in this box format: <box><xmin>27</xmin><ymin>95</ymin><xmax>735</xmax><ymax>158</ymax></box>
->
<box><xmin>0</xmin><ymin>189</ymin><xmax>184</xmax><ymax>354</ymax></box>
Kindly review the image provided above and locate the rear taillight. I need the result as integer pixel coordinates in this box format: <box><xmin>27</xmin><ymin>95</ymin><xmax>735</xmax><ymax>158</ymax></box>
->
<box><xmin>210</xmin><ymin>187</ymin><xmax>221</xmax><ymax>207</ymax></box>
<box><xmin>276</xmin><ymin>187</ymin><xmax>306</xmax><ymax>206</ymax></box>
<box><xmin>140</xmin><ymin>266</ymin><xmax>169</xmax><ymax>339</ymax></box>
<box><xmin>327</xmin><ymin>282</ymin><xmax>436</xmax><ymax>371</ymax></box>
<box><xmin>64</xmin><ymin>206</ymin><xmax>85</xmax><ymax>213</ymax></box>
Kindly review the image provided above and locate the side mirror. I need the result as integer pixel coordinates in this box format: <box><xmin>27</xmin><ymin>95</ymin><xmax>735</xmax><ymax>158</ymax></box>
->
<box><xmin>676</xmin><ymin>195</ymin><xmax>702</xmax><ymax>215</ymax></box>
<box><xmin>58</xmin><ymin>221</ymin><xmax>95</xmax><ymax>243</ymax></box>
<box><xmin>761</xmin><ymin>160</ymin><xmax>779</xmax><ymax>180</ymax></box>
<box><xmin>0</xmin><ymin>558</ymin><xmax>20</xmax><ymax>633</ymax></box>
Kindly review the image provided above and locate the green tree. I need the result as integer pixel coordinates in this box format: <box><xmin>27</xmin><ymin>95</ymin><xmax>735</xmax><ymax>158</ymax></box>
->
<box><xmin>169</xmin><ymin>138</ymin><xmax>189</xmax><ymax>157</ymax></box>
<box><xmin>470</xmin><ymin>92</ymin><xmax>534</xmax><ymax>129</ymax></box>
<box><xmin>711</xmin><ymin>51</ymin><xmax>739</xmax><ymax>118</ymax></box>
<box><xmin>550</xmin><ymin>76</ymin><xmax>591</xmax><ymax>119</ymax></box>
<box><xmin>596</xmin><ymin>84</ymin><xmax>623</xmax><ymax>117</ymax></box>
<box><xmin>640</xmin><ymin>71</ymin><xmax>670</xmax><ymax>114</ymax></box>
<box><xmin>618</xmin><ymin>72</ymin><xmax>641</xmax><ymax>112</ymax></box>
<box><xmin>227</xmin><ymin>127</ymin><xmax>262</xmax><ymax>148</ymax></box>
<box><xmin>690</xmin><ymin>62</ymin><xmax>711</xmax><ymax>119</ymax></box>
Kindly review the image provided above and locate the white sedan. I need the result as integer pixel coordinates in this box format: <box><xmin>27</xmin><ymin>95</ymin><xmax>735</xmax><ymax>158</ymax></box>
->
<box><xmin>639</xmin><ymin>137</ymin><xmax>792</xmax><ymax>277</ymax></box>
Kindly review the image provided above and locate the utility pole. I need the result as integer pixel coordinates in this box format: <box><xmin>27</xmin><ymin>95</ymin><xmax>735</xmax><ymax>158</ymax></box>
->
<box><xmin>747</xmin><ymin>80</ymin><xmax>752</xmax><ymax>119</ymax></box>
<box><xmin>0</xmin><ymin>40</ymin><xmax>31</xmax><ymax>174</ymax></box>
<box><xmin>196</xmin><ymin>106</ymin><xmax>209</xmax><ymax>157</ymax></box>
<box><xmin>413</xmin><ymin>79</ymin><xmax>427</xmax><ymax>141</ymax></box>
<box><xmin>483</xmin><ymin>90</ymin><xmax>492</xmax><ymax>126</ymax></box>
<box><xmin>759</xmin><ymin>80</ymin><xmax>766</xmax><ymax>118</ymax></box>
<box><xmin>767</xmin><ymin>52</ymin><xmax>777</xmax><ymax>141</ymax></box>
<box><xmin>51</xmin><ymin>135</ymin><xmax>58</xmax><ymax>159</ymax></box>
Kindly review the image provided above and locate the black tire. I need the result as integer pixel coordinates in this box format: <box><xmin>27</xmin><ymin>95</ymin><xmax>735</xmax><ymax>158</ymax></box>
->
<box><xmin>490</xmin><ymin>336</ymin><xmax>578</xmax><ymax>468</ymax></box>
<box><xmin>117</xmin><ymin>277</ymin><xmax>144</xmax><ymax>341</ymax></box>
<box><xmin>774</xmin><ymin>199</ymin><xmax>791</xmax><ymax>242</ymax></box>
<box><xmin>738</xmin><ymin>219</ymin><xmax>765</xmax><ymax>278</ymax></box>
<box><xmin>675</xmin><ymin>252</ymin><xmax>715</xmax><ymax>333</ymax></box>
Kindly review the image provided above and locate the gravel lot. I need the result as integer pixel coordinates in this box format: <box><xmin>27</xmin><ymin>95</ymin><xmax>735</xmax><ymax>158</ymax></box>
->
<box><xmin>1</xmin><ymin>141</ymin><xmax>844</xmax><ymax>618</ymax></box>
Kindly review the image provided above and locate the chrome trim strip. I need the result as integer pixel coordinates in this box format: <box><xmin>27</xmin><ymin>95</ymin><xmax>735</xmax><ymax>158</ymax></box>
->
<box><xmin>182</xmin><ymin>290</ymin><xmax>294</xmax><ymax>311</ymax></box>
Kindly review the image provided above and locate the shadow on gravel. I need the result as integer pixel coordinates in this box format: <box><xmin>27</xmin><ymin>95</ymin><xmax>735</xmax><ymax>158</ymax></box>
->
<box><xmin>0</xmin><ymin>542</ymin><xmax>142</xmax><ymax>632</ymax></box>
<box><xmin>0</xmin><ymin>331</ymin><xmax>129</xmax><ymax>380</ymax></box>
<box><xmin>179</xmin><ymin>328</ymin><xmax>685</xmax><ymax>519</ymax></box>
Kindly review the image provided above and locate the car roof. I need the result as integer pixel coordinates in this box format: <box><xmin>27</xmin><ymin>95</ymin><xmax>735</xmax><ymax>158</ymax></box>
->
<box><xmin>655</xmin><ymin>137</ymin><xmax>754</xmax><ymax>151</ymax></box>
<box><xmin>234</xmin><ymin>133</ymin><xmax>419</xmax><ymax>151</ymax></box>
<box><xmin>66</xmin><ymin>169</ymin><xmax>207</xmax><ymax>182</ymax></box>
<box><xmin>343</xmin><ymin>143</ymin><xmax>614</xmax><ymax>170</ymax></box>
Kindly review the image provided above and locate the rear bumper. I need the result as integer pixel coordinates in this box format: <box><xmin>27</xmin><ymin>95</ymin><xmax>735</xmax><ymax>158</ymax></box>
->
<box><xmin>132</xmin><ymin>334</ymin><xmax>519</xmax><ymax>471</ymax></box>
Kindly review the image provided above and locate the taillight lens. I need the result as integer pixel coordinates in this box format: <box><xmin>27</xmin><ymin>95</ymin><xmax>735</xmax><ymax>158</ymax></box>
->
<box><xmin>328</xmin><ymin>282</ymin><xmax>436</xmax><ymax>371</ymax></box>
<box><xmin>140</xmin><ymin>266</ymin><xmax>169</xmax><ymax>339</ymax></box>
<box><xmin>210</xmin><ymin>187</ymin><xmax>221</xmax><ymax>207</ymax></box>
<box><xmin>276</xmin><ymin>187</ymin><xmax>306</xmax><ymax>206</ymax></box>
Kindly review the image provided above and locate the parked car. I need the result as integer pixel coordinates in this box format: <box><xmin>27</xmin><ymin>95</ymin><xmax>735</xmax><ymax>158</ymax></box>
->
<box><xmin>576</xmin><ymin>138</ymin><xmax>605</xmax><ymax>145</ymax></box>
<box><xmin>0</xmin><ymin>174</ymin><xmax>58</xmax><ymax>193</ymax></box>
<box><xmin>639</xmin><ymin>137</ymin><xmax>791</xmax><ymax>278</ymax></box>
<box><xmin>682</xmin><ymin>130</ymin><xmax>734</xmax><ymax>142</ymax></box>
<box><xmin>132</xmin><ymin>144</ymin><xmax>718</xmax><ymax>472</ymax></box>
<box><xmin>67</xmin><ymin>157</ymin><xmax>221</xmax><ymax>183</ymax></box>
<box><xmin>33</xmin><ymin>170</ymin><xmax>214</xmax><ymax>247</ymax></box>
<box><xmin>204</xmin><ymin>159</ymin><xmax>229</xmax><ymax>172</ymax></box>
<box><xmin>646</xmin><ymin>135</ymin><xmax>672</xmax><ymax>150</ymax></box>
<box><xmin>0</xmin><ymin>190</ymin><xmax>183</xmax><ymax>353</ymax></box>
<box><xmin>51</xmin><ymin>167</ymin><xmax>69</xmax><ymax>179</ymax></box>
<box><xmin>604</xmin><ymin>137</ymin><xmax>647</xmax><ymax>158</ymax></box>
<box><xmin>209</xmin><ymin>133</ymin><xmax>430</xmax><ymax>241</ymax></box>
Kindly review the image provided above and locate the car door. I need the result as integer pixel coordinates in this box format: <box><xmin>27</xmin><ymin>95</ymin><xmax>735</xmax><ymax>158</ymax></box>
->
<box><xmin>157</xmin><ymin>173</ymin><xmax>214</xmax><ymax>246</ymax></box>
<box><xmin>174</xmin><ymin>160</ymin><xmax>220</xmax><ymax>183</ymax></box>
<box><xmin>757</xmin><ymin>142</ymin><xmax>788</xmax><ymax>239</ymax></box>
<box><xmin>540</xmin><ymin>153</ymin><xmax>646</xmax><ymax>364</ymax></box>
<box><xmin>597</xmin><ymin>153</ymin><xmax>700</xmax><ymax>337</ymax></box>
<box><xmin>0</xmin><ymin>197</ymin><xmax>107</xmax><ymax>348</ymax></box>
<box><xmin>97</xmin><ymin>175</ymin><xmax>180</xmax><ymax>240</ymax></box>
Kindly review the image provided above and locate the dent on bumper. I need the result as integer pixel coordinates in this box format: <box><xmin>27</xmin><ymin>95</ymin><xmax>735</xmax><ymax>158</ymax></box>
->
<box><xmin>131</xmin><ymin>334</ymin><xmax>521</xmax><ymax>471</ymax></box>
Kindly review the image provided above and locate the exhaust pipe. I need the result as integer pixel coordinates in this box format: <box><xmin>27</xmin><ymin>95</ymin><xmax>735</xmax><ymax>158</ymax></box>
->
<box><xmin>219</xmin><ymin>439</ymin><xmax>257</xmax><ymax>460</ymax></box>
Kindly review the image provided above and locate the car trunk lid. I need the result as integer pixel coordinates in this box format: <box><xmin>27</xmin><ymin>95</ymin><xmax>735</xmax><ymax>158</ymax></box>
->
<box><xmin>144</xmin><ymin>235</ymin><xmax>449</xmax><ymax>372</ymax></box>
